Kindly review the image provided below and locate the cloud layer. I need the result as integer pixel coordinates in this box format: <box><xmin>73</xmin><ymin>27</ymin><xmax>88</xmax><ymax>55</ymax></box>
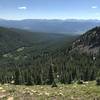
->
<box><xmin>92</xmin><ymin>6</ymin><xmax>97</xmax><ymax>9</ymax></box>
<box><xmin>18</xmin><ymin>6</ymin><xmax>27</xmax><ymax>10</ymax></box>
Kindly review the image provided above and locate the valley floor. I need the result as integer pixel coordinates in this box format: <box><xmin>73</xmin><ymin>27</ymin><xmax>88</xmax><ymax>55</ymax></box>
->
<box><xmin>0</xmin><ymin>81</ymin><xmax>100</xmax><ymax>100</ymax></box>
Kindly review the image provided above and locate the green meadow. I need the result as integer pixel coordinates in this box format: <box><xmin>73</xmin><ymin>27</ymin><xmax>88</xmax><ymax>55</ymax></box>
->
<box><xmin>0</xmin><ymin>81</ymin><xmax>100</xmax><ymax>100</ymax></box>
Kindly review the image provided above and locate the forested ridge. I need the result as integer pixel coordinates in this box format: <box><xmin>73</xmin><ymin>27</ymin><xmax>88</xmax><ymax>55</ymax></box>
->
<box><xmin>0</xmin><ymin>27</ymin><xmax>100</xmax><ymax>85</ymax></box>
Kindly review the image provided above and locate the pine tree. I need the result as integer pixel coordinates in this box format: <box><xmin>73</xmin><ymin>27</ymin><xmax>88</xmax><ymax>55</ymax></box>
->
<box><xmin>67</xmin><ymin>72</ymin><xmax>72</xmax><ymax>84</ymax></box>
<box><xmin>25</xmin><ymin>69</ymin><xmax>33</xmax><ymax>85</ymax></box>
<box><xmin>14</xmin><ymin>69</ymin><xmax>22</xmax><ymax>85</ymax></box>
<box><xmin>26</xmin><ymin>75</ymin><xmax>33</xmax><ymax>85</ymax></box>
<box><xmin>47</xmin><ymin>65</ymin><xmax>54</xmax><ymax>85</ymax></box>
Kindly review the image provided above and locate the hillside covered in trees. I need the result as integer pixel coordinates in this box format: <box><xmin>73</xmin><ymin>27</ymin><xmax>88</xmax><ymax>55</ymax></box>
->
<box><xmin>71</xmin><ymin>27</ymin><xmax>100</xmax><ymax>54</ymax></box>
<box><xmin>0</xmin><ymin>27</ymin><xmax>100</xmax><ymax>85</ymax></box>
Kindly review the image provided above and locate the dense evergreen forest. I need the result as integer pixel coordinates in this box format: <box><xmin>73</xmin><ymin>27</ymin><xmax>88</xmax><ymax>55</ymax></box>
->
<box><xmin>0</xmin><ymin>27</ymin><xmax>100</xmax><ymax>85</ymax></box>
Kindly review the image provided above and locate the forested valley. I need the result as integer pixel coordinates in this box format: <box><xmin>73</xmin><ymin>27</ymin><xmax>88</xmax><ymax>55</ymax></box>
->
<box><xmin>0</xmin><ymin>27</ymin><xmax>100</xmax><ymax>86</ymax></box>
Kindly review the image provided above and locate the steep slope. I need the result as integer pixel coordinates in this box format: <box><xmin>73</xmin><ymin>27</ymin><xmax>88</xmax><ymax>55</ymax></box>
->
<box><xmin>71</xmin><ymin>27</ymin><xmax>100</xmax><ymax>54</ymax></box>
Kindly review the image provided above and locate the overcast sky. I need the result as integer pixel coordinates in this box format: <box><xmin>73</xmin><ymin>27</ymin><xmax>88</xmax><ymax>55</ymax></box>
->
<box><xmin>0</xmin><ymin>0</ymin><xmax>100</xmax><ymax>20</ymax></box>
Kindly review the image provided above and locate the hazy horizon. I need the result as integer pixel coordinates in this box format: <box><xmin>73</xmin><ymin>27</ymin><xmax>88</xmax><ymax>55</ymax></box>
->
<box><xmin>1</xmin><ymin>18</ymin><xmax>100</xmax><ymax>21</ymax></box>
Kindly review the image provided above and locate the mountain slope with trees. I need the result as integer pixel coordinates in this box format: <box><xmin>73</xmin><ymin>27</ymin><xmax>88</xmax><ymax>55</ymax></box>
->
<box><xmin>0</xmin><ymin>27</ymin><xmax>100</xmax><ymax>85</ymax></box>
<box><xmin>0</xmin><ymin>27</ymin><xmax>75</xmax><ymax>55</ymax></box>
<box><xmin>71</xmin><ymin>27</ymin><xmax>100</xmax><ymax>54</ymax></box>
<box><xmin>0</xmin><ymin>27</ymin><xmax>76</xmax><ymax>85</ymax></box>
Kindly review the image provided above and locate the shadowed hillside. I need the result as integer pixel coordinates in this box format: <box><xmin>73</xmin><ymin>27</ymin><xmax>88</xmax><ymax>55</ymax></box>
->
<box><xmin>0</xmin><ymin>27</ymin><xmax>75</xmax><ymax>55</ymax></box>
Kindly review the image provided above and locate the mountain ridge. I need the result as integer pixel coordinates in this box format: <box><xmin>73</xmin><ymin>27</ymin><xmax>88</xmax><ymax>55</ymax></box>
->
<box><xmin>1</xmin><ymin>19</ymin><xmax>100</xmax><ymax>34</ymax></box>
<box><xmin>70</xmin><ymin>26</ymin><xmax>100</xmax><ymax>54</ymax></box>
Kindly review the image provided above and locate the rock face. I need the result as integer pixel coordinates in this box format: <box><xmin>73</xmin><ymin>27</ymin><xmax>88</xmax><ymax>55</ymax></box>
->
<box><xmin>71</xmin><ymin>27</ymin><xmax>100</xmax><ymax>54</ymax></box>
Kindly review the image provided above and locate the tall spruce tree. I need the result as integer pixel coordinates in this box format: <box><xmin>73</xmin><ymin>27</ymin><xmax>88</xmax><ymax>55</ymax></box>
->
<box><xmin>14</xmin><ymin>68</ymin><xmax>23</xmax><ymax>85</ymax></box>
<box><xmin>47</xmin><ymin>65</ymin><xmax>54</xmax><ymax>85</ymax></box>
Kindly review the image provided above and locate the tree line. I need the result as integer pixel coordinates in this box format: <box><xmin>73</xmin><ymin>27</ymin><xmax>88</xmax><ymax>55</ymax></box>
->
<box><xmin>0</xmin><ymin>47</ymin><xmax>100</xmax><ymax>85</ymax></box>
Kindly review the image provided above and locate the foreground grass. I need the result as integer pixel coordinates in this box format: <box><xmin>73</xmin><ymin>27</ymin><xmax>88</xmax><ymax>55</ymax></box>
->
<box><xmin>0</xmin><ymin>81</ymin><xmax>100</xmax><ymax>100</ymax></box>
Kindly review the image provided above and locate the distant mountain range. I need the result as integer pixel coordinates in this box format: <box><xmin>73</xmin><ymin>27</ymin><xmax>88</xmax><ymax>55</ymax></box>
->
<box><xmin>0</xmin><ymin>19</ymin><xmax>100</xmax><ymax>34</ymax></box>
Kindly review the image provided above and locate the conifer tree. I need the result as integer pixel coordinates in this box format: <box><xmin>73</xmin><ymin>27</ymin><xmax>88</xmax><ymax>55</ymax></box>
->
<box><xmin>14</xmin><ymin>69</ymin><xmax>22</xmax><ymax>85</ymax></box>
<box><xmin>47</xmin><ymin>65</ymin><xmax>54</xmax><ymax>85</ymax></box>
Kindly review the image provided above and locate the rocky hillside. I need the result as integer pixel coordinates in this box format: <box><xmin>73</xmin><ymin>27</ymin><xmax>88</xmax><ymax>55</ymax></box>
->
<box><xmin>71</xmin><ymin>27</ymin><xmax>100</xmax><ymax>54</ymax></box>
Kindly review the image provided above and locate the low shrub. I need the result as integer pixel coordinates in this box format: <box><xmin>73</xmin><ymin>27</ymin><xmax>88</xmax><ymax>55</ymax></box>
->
<box><xmin>96</xmin><ymin>77</ymin><xmax>100</xmax><ymax>85</ymax></box>
<box><xmin>77</xmin><ymin>80</ymin><xmax>83</xmax><ymax>84</ymax></box>
<box><xmin>52</xmin><ymin>81</ymin><xmax>57</xmax><ymax>88</ymax></box>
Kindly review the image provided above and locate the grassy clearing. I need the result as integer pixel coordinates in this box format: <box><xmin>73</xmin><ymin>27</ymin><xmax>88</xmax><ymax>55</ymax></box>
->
<box><xmin>0</xmin><ymin>81</ymin><xmax>100</xmax><ymax>100</ymax></box>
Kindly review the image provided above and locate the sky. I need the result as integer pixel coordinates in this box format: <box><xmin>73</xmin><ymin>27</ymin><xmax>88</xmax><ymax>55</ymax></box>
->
<box><xmin>0</xmin><ymin>0</ymin><xmax>100</xmax><ymax>20</ymax></box>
